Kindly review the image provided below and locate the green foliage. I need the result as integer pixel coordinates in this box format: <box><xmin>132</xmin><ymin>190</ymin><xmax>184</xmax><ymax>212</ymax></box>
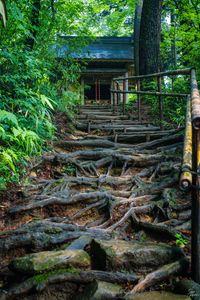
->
<box><xmin>87</xmin><ymin>0</ymin><xmax>136</xmax><ymax>36</ymax></box>
<box><xmin>0</xmin><ymin>110</ymin><xmax>18</xmax><ymax>128</ymax></box>
<box><xmin>161</xmin><ymin>0</ymin><xmax>200</xmax><ymax>75</ymax></box>
<box><xmin>124</xmin><ymin>95</ymin><xmax>137</xmax><ymax>113</ymax></box>
<box><xmin>175</xmin><ymin>233</ymin><xmax>188</xmax><ymax>248</ymax></box>
<box><xmin>11</xmin><ymin>127</ymin><xmax>41</xmax><ymax>156</ymax></box>
<box><xmin>57</xmin><ymin>90</ymin><xmax>81</xmax><ymax>119</ymax></box>
<box><xmin>0</xmin><ymin>148</ymin><xmax>21</xmax><ymax>190</ymax></box>
<box><xmin>63</xmin><ymin>163</ymin><xmax>76</xmax><ymax>176</ymax></box>
<box><xmin>139</xmin><ymin>77</ymin><xmax>189</xmax><ymax>127</ymax></box>
<box><xmin>33</xmin><ymin>267</ymin><xmax>79</xmax><ymax>285</ymax></box>
<box><xmin>0</xmin><ymin>0</ymin><xmax>99</xmax><ymax>188</ymax></box>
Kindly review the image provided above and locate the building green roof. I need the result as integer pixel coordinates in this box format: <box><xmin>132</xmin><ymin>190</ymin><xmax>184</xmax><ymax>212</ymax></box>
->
<box><xmin>56</xmin><ymin>36</ymin><xmax>134</xmax><ymax>61</ymax></box>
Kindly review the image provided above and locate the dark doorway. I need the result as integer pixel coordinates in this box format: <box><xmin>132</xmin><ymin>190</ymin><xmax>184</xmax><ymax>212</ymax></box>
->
<box><xmin>84</xmin><ymin>82</ymin><xmax>110</xmax><ymax>100</ymax></box>
<box><xmin>100</xmin><ymin>84</ymin><xmax>110</xmax><ymax>100</ymax></box>
<box><xmin>84</xmin><ymin>84</ymin><xmax>95</xmax><ymax>100</ymax></box>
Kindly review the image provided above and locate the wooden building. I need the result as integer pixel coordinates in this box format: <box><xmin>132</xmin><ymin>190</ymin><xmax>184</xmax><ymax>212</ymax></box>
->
<box><xmin>56</xmin><ymin>36</ymin><xmax>134</xmax><ymax>104</ymax></box>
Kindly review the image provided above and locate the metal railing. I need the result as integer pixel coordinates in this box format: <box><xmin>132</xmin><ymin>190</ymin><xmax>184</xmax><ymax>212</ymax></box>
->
<box><xmin>111</xmin><ymin>68</ymin><xmax>200</xmax><ymax>283</ymax></box>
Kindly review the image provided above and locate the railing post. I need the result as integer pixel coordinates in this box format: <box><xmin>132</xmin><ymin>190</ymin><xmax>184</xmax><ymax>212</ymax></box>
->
<box><xmin>137</xmin><ymin>79</ymin><xmax>141</xmax><ymax>122</ymax></box>
<box><xmin>192</xmin><ymin>128</ymin><xmax>200</xmax><ymax>284</ymax></box>
<box><xmin>123</xmin><ymin>79</ymin><xmax>126</xmax><ymax>115</ymax></box>
<box><xmin>191</xmin><ymin>68</ymin><xmax>200</xmax><ymax>284</ymax></box>
<box><xmin>114</xmin><ymin>82</ymin><xmax>117</xmax><ymax>114</ymax></box>
<box><xmin>110</xmin><ymin>80</ymin><xmax>114</xmax><ymax>110</ymax></box>
<box><xmin>116</xmin><ymin>82</ymin><xmax>120</xmax><ymax>113</ymax></box>
<box><xmin>157</xmin><ymin>75</ymin><xmax>163</xmax><ymax>130</ymax></box>
<box><xmin>180</xmin><ymin>95</ymin><xmax>192</xmax><ymax>191</ymax></box>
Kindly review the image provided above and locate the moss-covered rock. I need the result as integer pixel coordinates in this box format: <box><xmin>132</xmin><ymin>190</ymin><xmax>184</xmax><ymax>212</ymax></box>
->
<box><xmin>75</xmin><ymin>281</ymin><xmax>123</xmax><ymax>300</ymax></box>
<box><xmin>90</xmin><ymin>239</ymin><xmax>184</xmax><ymax>273</ymax></box>
<box><xmin>125</xmin><ymin>291</ymin><xmax>190</xmax><ymax>300</ymax></box>
<box><xmin>9</xmin><ymin>249</ymin><xmax>90</xmax><ymax>274</ymax></box>
<box><xmin>91</xmin><ymin>281</ymin><xmax>123</xmax><ymax>300</ymax></box>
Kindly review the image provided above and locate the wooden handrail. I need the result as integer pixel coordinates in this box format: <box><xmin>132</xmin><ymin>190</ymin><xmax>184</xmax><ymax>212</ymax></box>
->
<box><xmin>113</xmin><ymin>68</ymin><xmax>192</xmax><ymax>81</ymax></box>
<box><xmin>111</xmin><ymin>68</ymin><xmax>192</xmax><ymax>129</ymax></box>
<box><xmin>110</xmin><ymin>90</ymin><xmax>188</xmax><ymax>97</ymax></box>
<box><xmin>191</xmin><ymin>68</ymin><xmax>200</xmax><ymax>129</ymax></box>
<box><xmin>111</xmin><ymin>67</ymin><xmax>200</xmax><ymax>284</ymax></box>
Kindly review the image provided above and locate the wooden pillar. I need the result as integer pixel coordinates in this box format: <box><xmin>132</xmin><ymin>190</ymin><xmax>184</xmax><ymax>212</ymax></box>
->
<box><xmin>80</xmin><ymin>78</ymin><xmax>85</xmax><ymax>105</ymax></box>
<box><xmin>117</xmin><ymin>82</ymin><xmax>120</xmax><ymax>113</ymax></box>
<box><xmin>111</xmin><ymin>80</ymin><xmax>114</xmax><ymax>107</ymax></box>
<box><xmin>123</xmin><ymin>72</ymin><xmax>128</xmax><ymax>115</ymax></box>
<box><xmin>125</xmin><ymin>72</ymin><xmax>128</xmax><ymax>103</ymax></box>
<box><xmin>136</xmin><ymin>79</ymin><xmax>141</xmax><ymax>122</ymax></box>
<box><xmin>114</xmin><ymin>82</ymin><xmax>118</xmax><ymax>113</ymax></box>
<box><xmin>157</xmin><ymin>76</ymin><xmax>163</xmax><ymax>130</ymax></box>
<box><xmin>123</xmin><ymin>80</ymin><xmax>126</xmax><ymax>115</ymax></box>
<box><xmin>98</xmin><ymin>79</ymin><xmax>101</xmax><ymax>102</ymax></box>
<box><xmin>95</xmin><ymin>79</ymin><xmax>98</xmax><ymax>103</ymax></box>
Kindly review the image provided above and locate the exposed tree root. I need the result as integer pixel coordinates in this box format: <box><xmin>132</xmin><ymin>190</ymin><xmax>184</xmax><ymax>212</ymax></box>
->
<box><xmin>0</xmin><ymin>270</ymin><xmax>139</xmax><ymax>300</ymax></box>
<box><xmin>0</xmin><ymin>105</ymin><xmax>190</xmax><ymax>299</ymax></box>
<box><xmin>8</xmin><ymin>191</ymin><xmax>112</xmax><ymax>214</ymax></box>
<box><xmin>0</xmin><ymin>221</ymin><xmax>112</xmax><ymax>252</ymax></box>
<box><xmin>128</xmin><ymin>258</ymin><xmax>189</xmax><ymax>294</ymax></box>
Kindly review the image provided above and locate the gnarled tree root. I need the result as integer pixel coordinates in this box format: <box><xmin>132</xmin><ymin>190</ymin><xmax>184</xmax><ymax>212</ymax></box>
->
<box><xmin>0</xmin><ymin>270</ymin><xmax>139</xmax><ymax>300</ymax></box>
<box><xmin>127</xmin><ymin>258</ymin><xmax>189</xmax><ymax>294</ymax></box>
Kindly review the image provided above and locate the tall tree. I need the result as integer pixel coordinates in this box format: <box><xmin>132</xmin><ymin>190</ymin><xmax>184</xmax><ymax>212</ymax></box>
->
<box><xmin>134</xmin><ymin>0</ymin><xmax>143</xmax><ymax>75</ymax></box>
<box><xmin>25</xmin><ymin>0</ymin><xmax>41</xmax><ymax>50</ymax></box>
<box><xmin>139</xmin><ymin>0</ymin><xmax>163</xmax><ymax>74</ymax></box>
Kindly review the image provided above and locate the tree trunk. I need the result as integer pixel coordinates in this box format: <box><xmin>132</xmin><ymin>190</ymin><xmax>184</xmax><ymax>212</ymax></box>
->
<box><xmin>139</xmin><ymin>0</ymin><xmax>163</xmax><ymax>74</ymax></box>
<box><xmin>134</xmin><ymin>0</ymin><xmax>143</xmax><ymax>75</ymax></box>
<box><xmin>170</xmin><ymin>13</ymin><xmax>177</xmax><ymax>68</ymax></box>
<box><xmin>25</xmin><ymin>0</ymin><xmax>41</xmax><ymax>50</ymax></box>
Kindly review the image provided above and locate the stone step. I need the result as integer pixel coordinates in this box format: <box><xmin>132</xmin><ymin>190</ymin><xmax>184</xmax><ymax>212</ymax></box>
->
<box><xmin>10</xmin><ymin>249</ymin><xmax>90</xmax><ymax>274</ymax></box>
<box><xmin>90</xmin><ymin>239</ymin><xmax>184</xmax><ymax>273</ymax></box>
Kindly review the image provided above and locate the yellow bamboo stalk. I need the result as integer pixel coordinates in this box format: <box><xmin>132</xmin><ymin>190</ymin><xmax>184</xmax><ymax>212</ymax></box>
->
<box><xmin>191</xmin><ymin>69</ymin><xmax>200</xmax><ymax>129</ymax></box>
<box><xmin>180</xmin><ymin>96</ymin><xmax>192</xmax><ymax>190</ymax></box>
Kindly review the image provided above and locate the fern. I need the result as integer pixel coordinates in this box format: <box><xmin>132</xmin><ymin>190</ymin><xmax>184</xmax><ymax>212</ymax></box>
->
<box><xmin>12</xmin><ymin>127</ymin><xmax>41</xmax><ymax>155</ymax></box>
<box><xmin>0</xmin><ymin>126</ymin><xmax>6</xmax><ymax>139</ymax></box>
<box><xmin>0</xmin><ymin>149</ymin><xmax>17</xmax><ymax>172</ymax></box>
<box><xmin>0</xmin><ymin>110</ymin><xmax>18</xmax><ymax>128</ymax></box>
<box><xmin>40</xmin><ymin>94</ymin><xmax>56</xmax><ymax>110</ymax></box>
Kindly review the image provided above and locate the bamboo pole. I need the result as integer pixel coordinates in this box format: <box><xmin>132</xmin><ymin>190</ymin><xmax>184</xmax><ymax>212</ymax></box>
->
<box><xmin>180</xmin><ymin>96</ymin><xmax>192</xmax><ymax>191</ymax></box>
<box><xmin>191</xmin><ymin>129</ymin><xmax>200</xmax><ymax>284</ymax></box>
<box><xmin>113</xmin><ymin>68</ymin><xmax>192</xmax><ymax>81</ymax></box>
<box><xmin>110</xmin><ymin>90</ymin><xmax>188</xmax><ymax>98</ymax></box>
<box><xmin>191</xmin><ymin>69</ymin><xmax>200</xmax><ymax>129</ymax></box>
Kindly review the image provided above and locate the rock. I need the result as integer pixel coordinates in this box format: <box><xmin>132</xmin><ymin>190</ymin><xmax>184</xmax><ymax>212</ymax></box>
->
<box><xmin>9</xmin><ymin>249</ymin><xmax>90</xmax><ymax>274</ymax></box>
<box><xmin>90</xmin><ymin>239</ymin><xmax>184</xmax><ymax>273</ymax></box>
<box><xmin>125</xmin><ymin>291</ymin><xmax>190</xmax><ymax>300</ymax></box>
<box><xmin>66</xmin><ymin>236</ymin><xmax>92</xmax><ymax>250</ymax></box>
<box><xmin>75</xmin><ymin>281</ymin><xmax>123</xmax><ymax>300</ymax></box>
<box><xmin>174</xmin><ymin>279</ymin><xmax>200</xmax><ymax>300</ymax></box>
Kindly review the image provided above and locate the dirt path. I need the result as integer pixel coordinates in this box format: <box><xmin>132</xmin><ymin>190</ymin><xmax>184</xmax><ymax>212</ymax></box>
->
<box><xmin>0</xmin><ymin>104</ymin><xmax>191</xmax><ymax>299</ymax></box>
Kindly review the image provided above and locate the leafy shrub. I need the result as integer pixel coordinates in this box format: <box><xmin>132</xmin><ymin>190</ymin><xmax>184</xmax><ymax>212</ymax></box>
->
<box><xmin>57</xmin><ymin>90</ymin><xmax>81</xmax><ymax>119</ymax></box>
<box><xmin>11</xmin><ymin>127</ymin><xmax>41</xmax><ymax>156</ymax></box>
